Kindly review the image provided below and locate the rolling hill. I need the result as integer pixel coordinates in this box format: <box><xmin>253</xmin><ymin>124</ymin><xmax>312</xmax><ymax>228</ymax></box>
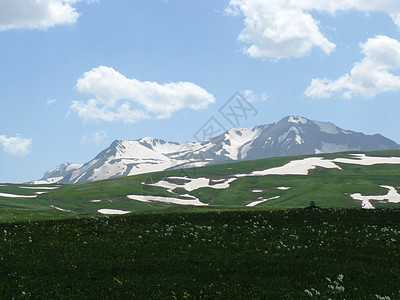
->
<box><xmin>2</xmin><ymin>149</ymin><xmax>400</xmax><ymax>222</ymax></box>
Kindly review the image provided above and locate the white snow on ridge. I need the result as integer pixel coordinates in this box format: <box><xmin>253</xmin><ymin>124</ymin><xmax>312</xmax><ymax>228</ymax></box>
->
<box><xmin>241</xmin><ymin>157</ymin><xmax>342</xmax><ymax>177</ymax></box>
<box><xmin>223</xmin><ymin>127</ymin><xmax>263</xmax><ymax>160</ymax></box>
<box><xmin>350</xmin><ymin>185</ymin><xmax>400</xmax><ymax>209</ymax></box>
<box><xmin>32</xmin><ymin>177</ymin><xmax>64</xmax><ymax>185</ymax></box>
<box><xmin>235</xmin><ymin>154</ymin><xmax>400</xmax><ymax>178</ymax></box>
<box><xmin>288</xmin><ymin>116</ymin><xmax>307</xmax><ymax>124</ymax></box>
<box><xmin>295</xmin><ymin>134</ymin><xmax>303</xmax><ymax>144</ymax></box>
<box><xmin>127</xmin><ymin>195</ymin><xmax>208</xmax><ymax>206</ymax></box>
<box><xmin>334</xmin><ymin>154</ymin><xmax>400</xmax><ymax>165</ymax></box>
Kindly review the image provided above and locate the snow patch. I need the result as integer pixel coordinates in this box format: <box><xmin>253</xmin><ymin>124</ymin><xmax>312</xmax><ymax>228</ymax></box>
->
<box><xmin>0</xmin><ymin>192</ymin><xmax>37</xmax><ymax>198</ymax></box>
<box><xmin>127</xmin><ymin>195</ymin><xmax>207</xmax><ymax>206</ymax></box>
<box><xmin>237</xmin><ymin>157</ymin><xmax>342</xmax><ymax>177</ymax></box>
<box><xmin>50</xmin><ymin>205</ymin><xmax>72</xmax><ymax>212</ymax></box>
<box><xmin>288</xmin><ymin>116</ymin><xmax>307</xmax><ymax>124</ymax></box>
<box><xmin>246</xmin><ymin>196</ymin><xmax>280</xmax><ymax>207</ymax></box>
<box><xmin>350</xmin><ymin>185</ymin><xmax>400</xmax><ymax>209</ymax></box>
<box><xmin>252</xmin><ymin>190</ymin><xmax>263</xmax><ymax>193</ymax></box>
<box><xmin>334</xmin><ymin>154</ymin><xmax>400</xmax><ymax>165</ymax></box>
<box><xmin>276</xmin><ymin>187</ymin><xmax>291</xmax><ymax>190</ymax></box>
<box><xmin>147</xmin><ymin>177</ymin><xmax>237</xmax><ymax>193</ymax></box>
<box><xmin>31</xmin><ymin>177</ymin><xmax>64</xmax><ymax>185</ymax></box>
<box><xmin>295</xmin><ymin>134</ymin><xmax>303</xmax><ymax>144</ymax></box>
<box><xmin>19</xmin><ymin>186</ymin><xmax>59</xmax><ymax>190</ymax></box>
<box><xmin>98</xmin><ymin>209</ymin><xmax>131</xmax><ymax>215</ymax></box>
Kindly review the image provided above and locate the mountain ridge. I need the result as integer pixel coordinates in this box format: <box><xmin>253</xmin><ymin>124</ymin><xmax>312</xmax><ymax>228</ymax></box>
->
<box><xmin>32</xmin><ymin>115</ymin><xmax>400</xmax><ymax>184</ymax></box>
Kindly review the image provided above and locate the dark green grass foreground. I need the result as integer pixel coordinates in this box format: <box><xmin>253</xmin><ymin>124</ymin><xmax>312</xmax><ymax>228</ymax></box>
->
<box><xmin>1</xmin><ymin>209</ymin><xmax>400</xmax><ymax>299</ymax></box>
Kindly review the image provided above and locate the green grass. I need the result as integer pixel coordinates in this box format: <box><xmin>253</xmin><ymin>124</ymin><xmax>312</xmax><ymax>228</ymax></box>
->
<box><xmin>1</xmin><ymin>209</ymin><xmax>400</xmax><ymax>298</ymax></box>
<box><xmin>1</xmin><ymin>149</ymin><xmax>400</xmax><ymax>222</ymax></box>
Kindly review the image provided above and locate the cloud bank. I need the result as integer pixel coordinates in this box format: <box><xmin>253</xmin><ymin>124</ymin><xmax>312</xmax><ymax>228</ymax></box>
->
<box><xmin>305</xmin><ymin>35</ymin><xmax>400</xmax><ymax>99</ymax></box>
<box><xmin>70</xmin><ymin>66</ymin><xmax>215</xmax><ymax>123</ymax></box>
<box><xmin>0</xmin><ymin>134</ymin><xmax>32</xmax><ymax>157</ymax></box>
<box><xmin>81</xmin><ymin>131</ymin><xmax>109</xmax><ymax>146</ymax></box>
<box><xmin>0</xmin><ymin>0</ymin><xmax>80</xmax><ymax>31</ymax></box>
<box><xmin>228</xmin><ymin>0</ymin><xmax>400</xmax><ymax>59</ymax></box>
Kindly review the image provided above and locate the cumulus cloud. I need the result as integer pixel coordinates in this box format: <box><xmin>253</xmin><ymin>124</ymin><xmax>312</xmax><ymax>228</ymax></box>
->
<box><xmin>228</xmin><ymin>0</ymin><xmax>335</xmax><ymax>59</ymax></box>
<box><xmin>0</xmin><ymin>134</ymin><xmax>32</xmax><ymax>157</ymax></box>
<box><xmin>81</xmin><ymin>130</ymin><xmax>109</xmax><ymax>146</ymax></box>
<box><xmin>228</xmin><ymin>0</ymin><xmax>400</xmax><ymax>59</ymax></box>
<box><xmin>70</xmin><ymin>66</ymin><xmax>215</xmax><ymax>123</ymax></box>
<box><xmin>305</xmin><ymin>35</ymin><xmax>400</xmax><ymax>99</ymax></box>
<box><xmin>0</xmin><ymin>0</ymin><xmax>80</xmax><ymax>31</ymax></box>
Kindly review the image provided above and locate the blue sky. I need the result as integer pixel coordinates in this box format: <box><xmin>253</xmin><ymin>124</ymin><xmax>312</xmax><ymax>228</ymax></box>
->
<box><xmin>1</xmin><ymin>0</ymin><xmax>400</xmax><ymax>183</ymax></box>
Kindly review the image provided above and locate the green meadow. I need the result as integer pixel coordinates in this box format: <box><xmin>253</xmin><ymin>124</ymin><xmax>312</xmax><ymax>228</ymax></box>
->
<box><xmin>1</xmin><ymin>209</ymin><xmax>400</xmax><ymax>299</ymax></box>
<box><xmin>1</xmin><ymin>150</ymin><xmax>400</xmax><ymax>298</ymax></box>
<box><xmin>1</xmin><ymin>150</ymin><xmax>400</xmax><ymax>222</ymax></box>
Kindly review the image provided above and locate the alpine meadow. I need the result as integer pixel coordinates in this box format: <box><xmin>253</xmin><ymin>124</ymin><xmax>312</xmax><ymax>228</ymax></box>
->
<box><xmin>2</xmin><ymin>0</ymin><xmax>400</xmax><ymax>299</ymax></box>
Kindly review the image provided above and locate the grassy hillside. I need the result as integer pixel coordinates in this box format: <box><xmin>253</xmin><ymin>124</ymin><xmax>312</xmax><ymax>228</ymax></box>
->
<box><xmin>1</xmin><ymin>150</ymin><xmax>400</xmax><ymax>222</ymax></box>
<box><xmin>1</xmin><ymin>209</ymin><xmax>400</xmax><ymax>298</ymax></box>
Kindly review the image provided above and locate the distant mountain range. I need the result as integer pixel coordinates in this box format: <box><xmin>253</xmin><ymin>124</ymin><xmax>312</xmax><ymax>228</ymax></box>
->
<box><xmin>33</xmin><ymin>116</ymin><xmax>400</xmax><ymax>184</ymax></box>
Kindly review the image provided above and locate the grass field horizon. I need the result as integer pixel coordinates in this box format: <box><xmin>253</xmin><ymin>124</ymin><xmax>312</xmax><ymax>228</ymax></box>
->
<box><xmin>1</xmin><ymin>149</ymin><xmax>400</xmax><ymax>222</ymax></box>
<box><xmin>1</xmin><ymin>150</ymin><xmax>400</xmax><ymax>298</ymax></box>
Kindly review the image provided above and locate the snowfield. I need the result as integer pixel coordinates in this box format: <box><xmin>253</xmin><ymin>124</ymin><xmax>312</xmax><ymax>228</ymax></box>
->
<box><xmin>147</xmin><ymin>177</ymin><xmax>237</xmax><ymax>193</ymax></box>
<box><xmin>350</xmin><ymin>185</ymin><xmax>400</xmax><ymax>209</ymax></box>
<box><xmin>138</xmin><ymin>154</ymin><xmax>400</xmax><ymax>209</ymax></box>
<box><xmin>127</xmin><ymin>195</ymin><xmax>208</xmax><ymax>206</ymax></box>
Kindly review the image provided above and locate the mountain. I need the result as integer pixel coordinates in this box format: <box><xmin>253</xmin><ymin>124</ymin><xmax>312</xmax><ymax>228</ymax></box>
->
<box><xmin>33</xmin><ymin>116</ymin><xmax>400</xmax><ymax>184</ymax></box>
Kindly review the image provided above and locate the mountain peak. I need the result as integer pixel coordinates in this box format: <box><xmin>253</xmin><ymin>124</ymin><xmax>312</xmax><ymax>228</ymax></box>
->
<box><xmin>34</xmin><ymin>117</ymin><xmax>400</xmax><ymax>184</ymax></box>
<box><xmin>286</xmin><ymin>115</ymin><xmax>309</xmax><ymax>124</ymax></box>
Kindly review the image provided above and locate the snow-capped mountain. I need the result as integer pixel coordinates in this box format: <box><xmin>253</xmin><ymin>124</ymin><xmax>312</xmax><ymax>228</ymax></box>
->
<box><xmin>33</xmin><ymin>116</ymin><xmax>400</xmax><ymax>184</ymax></box>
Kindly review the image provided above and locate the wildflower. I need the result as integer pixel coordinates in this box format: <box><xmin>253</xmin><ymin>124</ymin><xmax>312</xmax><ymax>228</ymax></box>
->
<box><xmin>304</xmin><ymin>289</ymin><xmax>313</xmax><ymax>297</ymax></box>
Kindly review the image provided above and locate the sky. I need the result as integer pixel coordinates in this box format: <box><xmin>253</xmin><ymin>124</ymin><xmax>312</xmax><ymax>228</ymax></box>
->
<box><xmin>1</xmin><ymin>0</ymin><xmax>400</xmax><ymax>183</ymax></box>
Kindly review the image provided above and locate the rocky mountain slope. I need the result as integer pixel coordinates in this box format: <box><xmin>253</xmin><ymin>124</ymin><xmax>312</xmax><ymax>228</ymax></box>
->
<box><xmin>33</xmin><ymin>116</ymin><xmax>400</xmax><ymax>184</ymax></box>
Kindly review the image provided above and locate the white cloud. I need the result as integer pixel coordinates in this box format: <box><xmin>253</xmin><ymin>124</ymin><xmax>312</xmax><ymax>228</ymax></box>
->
<box><xmin>228</xmin><ymin>0</ymin><xmax>335</xmax><ymax>59</ymax></box>
<box><xmin>228</xmin><ymin>0</ymin><xmax>400</xmax><ymax>59</ymax></box>
<box><xmin>81</xmin><ymin>131</ymin><xmax>109</xmax><ymax>146</ymax></box>
<box><xmin>243</xmin><ymin>90</ymin><xmax>268</xmax><ymax>102</ymax></box>
<box><xmin>305</xmin><ymin>35</ymin><xmax>400</xmax><ymax>99</ymax></box>
<box><xmin>0</xmin><ymin>134</ymin><xmax>32</xmax><ymax>157</ymax></box>
<box><xmin>0</xmin><ymin>0</ymin><xmax>80</xmax><ymax>31</ymax></box>
<box><xmin>46</xmin><ymin>98</ymin><xmax>57</xmax><ymax>105</ymax></box>
<box><xmin>70</xmin><ymin>66</ymin><xmax>215</xmax><ymax>123</ymax></box>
